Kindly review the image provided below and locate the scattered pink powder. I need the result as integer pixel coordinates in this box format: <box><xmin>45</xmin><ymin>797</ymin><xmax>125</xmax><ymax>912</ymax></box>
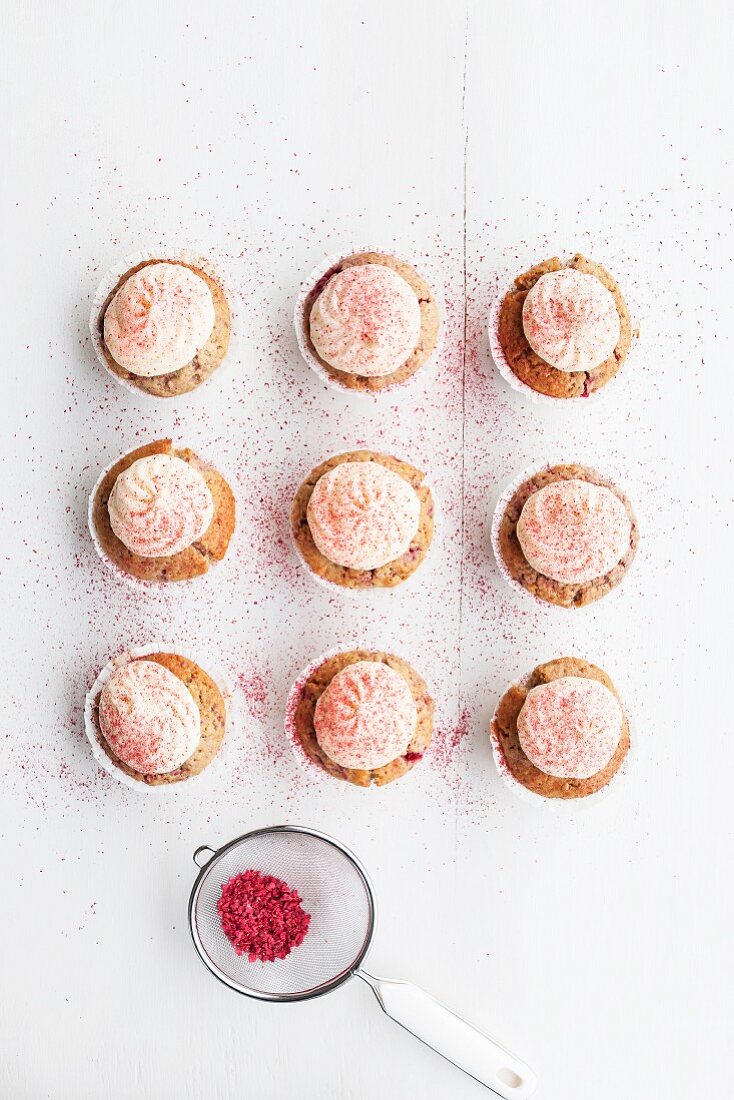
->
<box><xmin>430</xmin><ymin>706</ymin><xmax>471</xmax><ymax>775</ymax></box>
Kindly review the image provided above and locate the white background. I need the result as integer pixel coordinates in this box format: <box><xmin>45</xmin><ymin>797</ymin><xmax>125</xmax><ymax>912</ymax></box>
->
<box><xmin>2</xmin><ymin>2</ymin><xmax>732</xmax><ymax>1097</ymax></box>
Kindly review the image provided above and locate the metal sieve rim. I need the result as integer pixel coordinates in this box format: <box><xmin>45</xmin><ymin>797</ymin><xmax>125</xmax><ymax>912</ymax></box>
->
<box><xmin>187</xmin><ymin>824</ymin><xmax>377</xmax><ymax>1002</ymax></box>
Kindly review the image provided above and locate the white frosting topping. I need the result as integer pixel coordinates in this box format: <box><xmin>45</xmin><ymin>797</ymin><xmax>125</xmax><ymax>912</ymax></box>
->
<box><xmin>309</xmin><ymin>263</ymin><xmax>421</xmax><ymax>376</ymax></box>
<box><xmin>99</xmin><ymin>659</ymin><xmax>200</xmax><ymax>774</ymax></box>
<box><xmin>522</xmin><ymin>269</ymin><xmax>621</xmax><ymax>372</ymax></box>
<box><xmin>516</xmin><ymin>479</ymin><xmax>631</xmax><ymax>585</ymax></box>
<box><xmin>517</xmin><ymin>676</ymin><xmax>624</xmax><ymax>780</ymax></box>
<box><xmin>314</xmin><ymin>661</ymin><xmax>417</xmax><ymax>770</ymax></box>
<box><xmin>306</xmin><ymin>461</ymin><xmax>420</xmax><ymax>570</ymax></box>
<box><xmin>104</xmin><ymin>262</ymin><xmax>215</xmax><ymax>377</ymax></box>
<box><xmin>108</xmin><ymin>453</ymin><xmax>214</xmax><ymax>558</ymax></box>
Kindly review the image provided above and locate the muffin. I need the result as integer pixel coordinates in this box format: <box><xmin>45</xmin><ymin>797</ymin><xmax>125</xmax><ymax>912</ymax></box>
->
<box><xmin>94</xmin><ymin>257</ymin><xmax>231</xmax><ymax>396</ymax></box>
<box><xmin>291</xmin><ymin>450</ymin><xmax>435</xmax><ymax>589</ymax></box>
<box><xmin>491</xmin><ymin>657</ymin><xmax>629</xmax><ymax>800</ymax></box>
<box><xmin>90</xmin><ymin>439</ymin><xmax>235</xmax><ymax>582</ymax></box>
<box><xmin>296</xmin><ymin>250</ymin><xmax>441</xmax><ymax>392</ymax></box>
<box><xmin>492</xmin><ymin>254</ymin><xmax>632</xmax><ymax>399</ymax></box>
<box><xmin>85</xmin><ymin>648</ymin><xmax>227</xmax><ymax>787</ymax></box>
<box><xmin>285</xmin><ymin>649</ymin><xmax>434</xmax><ymax>786</ymax></box>
<box><xmin>493</xmin><ymin>464</ymin><xmax>638</xmax><ymax>607</ymax></box>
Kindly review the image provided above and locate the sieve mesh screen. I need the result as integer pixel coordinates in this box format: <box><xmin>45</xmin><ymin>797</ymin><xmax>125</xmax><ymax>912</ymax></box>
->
<box><xmin>189</xmin><ymin>827</ymin><xmax>374</xmax><ymax>1000</ymax></box>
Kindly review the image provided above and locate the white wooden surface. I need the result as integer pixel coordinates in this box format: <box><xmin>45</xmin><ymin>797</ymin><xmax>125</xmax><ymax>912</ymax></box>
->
<box><xmin>2</xmin><ymin>2</ymin><xmax>732</xmax><ymax>1097</ymax></box>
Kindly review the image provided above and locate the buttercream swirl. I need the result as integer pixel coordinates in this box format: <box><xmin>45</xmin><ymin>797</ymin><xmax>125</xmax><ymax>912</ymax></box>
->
<box><xmin>314</xmin><ymin>661</ymin><xmax>417</xmax><ymax>770</ymax></box>
<box><xmin>310</xmin><ymin>264</ymin><xmax>421</xmax><ymax>376</ymax></box>
<box><xmin>307</xmin><ymin>461</ymin><xmax>420</xmax><ymax>570</ymax></box>
<box><xmin>104</xmin><ymin>262</ymin><xmax>215</xmax><ymax>377</ymax></box>
<box><xmin>522</xmin><ymin>269</ymin><xmax>620</xmax><ymax>372</ymax></box>
<box><xmin>108</xmin><ymin>453</ymin><xmax>214</xmax><ymax>558</ymax></box>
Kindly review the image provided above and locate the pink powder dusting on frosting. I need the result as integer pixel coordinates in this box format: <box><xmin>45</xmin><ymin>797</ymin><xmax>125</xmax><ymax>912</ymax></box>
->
<box><xmin>313</xmin><ymin>660</ymin><xmax>417</xmax><ymax>770</ymax></box>
<box><xmin>103</xmin><ymin>262</ymin><xmax>215</xmax><ymax>377</ymax></box>
<box><xmin>516</xmin><ymin>478</ymin><xmax>631</xmax><ymax>586</ymax></box>
<box><xmin>517</xmin><ymin>676</ymin><xmax>624</xmax><ymax>780</ymax></box>
<box><xmin>522</xmin><ymin>269</ymin><xmax>620</xmax><ymax>372</ymax></box>
<box><xmin>309</xmin><ymin>263</ymin><xmax>421</xmax><ymax>376</ymax></box>
<box><xmin>306</xmin><ymin>460</ymin><xmax>420</xmax><ymax>571</ymax></box>
<box><xmin>98</xmin><ymin>659</ymin><xmax>200</xmax><ymax>774</ymax></box>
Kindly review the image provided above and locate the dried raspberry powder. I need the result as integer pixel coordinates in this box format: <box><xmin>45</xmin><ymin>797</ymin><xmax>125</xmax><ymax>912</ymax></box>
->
<box><xmin>217</xmin><ymin>870</ymin><xmax>310</xmax><ymax>962</ymax></box>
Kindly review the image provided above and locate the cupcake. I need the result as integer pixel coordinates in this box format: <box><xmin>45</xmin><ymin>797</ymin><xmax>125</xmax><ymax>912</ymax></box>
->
<box><xmin>491</xmin><ymin>657</ymin><xmax>629</xmax><ymax>800</ymax></box>
<box><xmin>85</xmin><ymin>648</ymin><xmax>227</xmax><ymax>787</ymax></box>
<box><xmin>492</xmin><ymin>464</ymin><xmax>638</xmax><ymax>608</ymax></box>
<box><xmin>291</xmin><ymin>450</ymin><xmax>435</xmax><ymax>589</ymax></box>
<box><xmin>89</xmin><ymin>439</ymin><xmax>236</xmax><ymax>583</ymax></box>
<box><xmin>93</xmin><ymin>256</ymin><xmax>231</xmax><ymax>397</ymax></box>
<box><xmin>491</xmin><ymin>254</ymin><xmax>632</xmax><ymax>399</ymax></box>
<box><xmin>296</xmin><ymin>250</ymin><xmax>441</xmax><ymax>393</ymax></box>
<box><xmin>285</xmin><ymin>649</ymin><xmax>434</xmax><ymax>786</ymax></box>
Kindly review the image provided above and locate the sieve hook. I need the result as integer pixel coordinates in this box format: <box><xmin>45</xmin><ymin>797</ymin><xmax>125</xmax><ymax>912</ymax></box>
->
<box><xmin>193</xmin><ymin>844</ymin><xmax>216</xmax><ymax>869</ymax></box>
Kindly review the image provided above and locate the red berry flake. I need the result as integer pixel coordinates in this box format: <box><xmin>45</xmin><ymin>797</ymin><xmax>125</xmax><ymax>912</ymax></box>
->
<box><xmin>217</xmin><ymin>870</ymin><xmax>311</xmax><ymax>963</ymax></box>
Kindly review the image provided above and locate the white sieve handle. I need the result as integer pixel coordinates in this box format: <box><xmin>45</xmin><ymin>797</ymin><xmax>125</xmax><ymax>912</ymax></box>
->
<box><xmin>356</xmin><ymin>971</ymin><xmax>537</xmax><ymax>1098</ymax></box>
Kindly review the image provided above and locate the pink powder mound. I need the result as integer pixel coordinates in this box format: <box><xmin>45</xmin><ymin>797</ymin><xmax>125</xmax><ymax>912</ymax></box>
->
<box><xmin>217</xmin><ymin>870</ymin><xmax>311</xmax><ymax>963</ymax></box>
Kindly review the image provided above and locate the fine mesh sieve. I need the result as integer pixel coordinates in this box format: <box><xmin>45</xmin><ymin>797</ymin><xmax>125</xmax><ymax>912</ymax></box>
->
<box><xmin>189</xmin><ymin>825</ymin><xmax>374</xmax><ymax>1000</ymax></box>
<box><xmin>188</xmin><ymin>826</ymin><xmax>537</xmax><ymax>1098</ymax></box>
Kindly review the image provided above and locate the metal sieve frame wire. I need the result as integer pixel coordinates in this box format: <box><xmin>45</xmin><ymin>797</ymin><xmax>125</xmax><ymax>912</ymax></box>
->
<box><xmin>188</xmin><ymin>825</ymin><xmax>376</xmax><ymax>1003</ymax></box>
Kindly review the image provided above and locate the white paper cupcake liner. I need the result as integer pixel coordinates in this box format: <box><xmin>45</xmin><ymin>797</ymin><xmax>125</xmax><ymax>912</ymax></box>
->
<box><xmin>289</xmin><ymin>447</ymin><xmax>442</xmax><ymax>597</ymax></box>
<box><xmin>490</xmin><ymin>461</ymin><xmax>638</xmax><ymax>611</ymax></box>
<box><xmin>89</xmin><ymin>247</ymin><xmax>237</xmax><ymax>402</ymax></box>
<box><xmin>83</xmin><ymin>642</ymin><xmax>234</xmax><ymax>793</ymax></box>
<box><xmin>87</xmin><ymin>445</ymin><xmax>236</xmax><ymax>591</ymax></box>
<box><xmin>294</xmin><ymin>246</ymin><xmax>445</xmax><ymax>399</ymax></box>
<box><xmin>284</xmin><ymin>647</ymin><xmax>350</xmax><ymax>785</ymax></box>
<box><xmin>489</xmin><ymin>669</ymin><xmax>634</xmax><ymax>812</ymax></box>
<box><xmin>487</xmin><ymin>270</ymin><xmax>637</xmax><ymax>406</ymax></box>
